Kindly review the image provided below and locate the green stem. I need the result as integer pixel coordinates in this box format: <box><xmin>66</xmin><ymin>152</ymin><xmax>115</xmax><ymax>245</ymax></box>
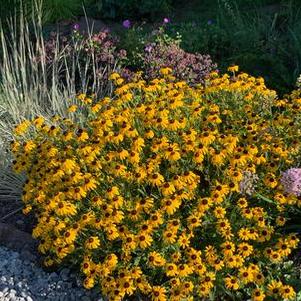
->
<box><xmin>255</xmin><ymin>193</ymin><xmax>275</xmax><ymax>204</ymax></box>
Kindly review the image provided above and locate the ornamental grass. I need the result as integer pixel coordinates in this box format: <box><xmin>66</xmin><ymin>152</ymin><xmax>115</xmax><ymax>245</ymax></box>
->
<box><xmin>11</xmin><ymin>67</ymin><xmax>301</xmax><ymax>300</ymax></box>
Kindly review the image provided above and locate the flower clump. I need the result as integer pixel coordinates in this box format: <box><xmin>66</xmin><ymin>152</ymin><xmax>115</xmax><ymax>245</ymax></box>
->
<box><xmin>12</xmin><ymin>67</ymin><xmax>301</xmax><ymax>300</ymax></box>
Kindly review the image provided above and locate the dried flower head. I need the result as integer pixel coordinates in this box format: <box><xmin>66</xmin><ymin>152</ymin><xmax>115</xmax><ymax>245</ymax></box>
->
<box><xmin>239</xmin><ymin>171</ymin><xmax>259</xmax><ymax>196</ymax></box>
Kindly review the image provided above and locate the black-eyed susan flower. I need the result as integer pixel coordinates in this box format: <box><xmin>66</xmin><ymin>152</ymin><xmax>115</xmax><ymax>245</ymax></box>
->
<box><xmin>151</xmin><ymin>286</ymin><xmax>167</xmax><ymax>301</ymax></box>
<box><xmin>251</xmin><ymin>288</ymin><xmax>265</xmax><ymax>301</ymax></box>
<box><xmin>224</xmin><ymin>276</ymin><xmax>240</xmax><ymax>290</ymax></box>
<box><xmin>85</xmin><ymin>236</ymin><xmax>100</xmax><ymax>250</ymax></box>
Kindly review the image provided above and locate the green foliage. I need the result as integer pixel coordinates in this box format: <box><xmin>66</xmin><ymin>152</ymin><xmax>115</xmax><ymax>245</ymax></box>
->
<box><xmin>87</xmin><ymin>0</ymin><xmax>173</xmax><ymax>20</ymax></box>
<box><xmin>165</xmin><ymin>0</ymin><xmax>301</xmax><ymax>95</ymax></box>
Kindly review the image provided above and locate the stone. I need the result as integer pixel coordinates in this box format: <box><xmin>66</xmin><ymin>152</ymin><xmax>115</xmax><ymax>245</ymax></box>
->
<box><xmin>48</xmin><ymin>272</ymin><xmax>58</xmax><ymax>281</ymax></box>
<box><xmin>0</xmin><ymin>259</ymin><xmax>8</xmax><ymax>268</ymax></box>
<box><xmin>3</xmin><ymin>286</ymin><xmax>9</xmax><ymax>293</ymax></box>
<box><xmin>20</xmin><ymin>292</ymin><xmax>27</xmax><ymax>298</ymax></box>
<box><xmin>20</xmin><ymin>250</ymin><xmax>37</xmax><ymax>263</ymax></box>
<box><xmin>8</xmin><ymin>290</ymin><xmax>16</xmax><ymax>299</ymax></box>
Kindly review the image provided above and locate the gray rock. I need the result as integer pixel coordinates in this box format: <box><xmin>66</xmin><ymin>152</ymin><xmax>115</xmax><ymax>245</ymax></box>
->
<box><xmin>0</xmin><ymin>246</ymin><xmax>106</xmax><ymax>301</ymax></box>
<box><xmin>20</xmin><ymin>292</ymin><xmax>28</xmax><ymax>298</ymax></box>
<box><xmin>3</xmin><ymin>287</ymin><xmax>9</xmax><ymax>293</ymax></box>
<box><xmin>8</xmin><ymin>290</ymin><xmax>16</xmax><ymax>299</ymax></box>
<box><xmin>0</xmin><ymin>259</ymin><xmax>8</xmax><ymax>269</ymax></box>
<box><xmin>48</xmin><ymin>272</ymin><xmax>58</xmax><ymax>281</ymax></box>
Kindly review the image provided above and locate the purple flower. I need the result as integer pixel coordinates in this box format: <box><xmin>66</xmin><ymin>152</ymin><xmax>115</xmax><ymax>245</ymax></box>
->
<box><xmin>73</xmin><ymin>23</ymin><xmax>80</xmax><ymax>31</ymax></box>
<box><xmin>281</xmin><ymin>168</ymin><xmax>301</xmax><ymax>196</ymax></box>
<box><xmin>163</xmin><ymin>17</ymin><xmax>170</xmax><ymax>24</ymax></box>
<box><xmin>122</xmin><ymin>20</ymin><xmax>131</xmax><ymax>29</ymax></box>
<box><xmin>207</xmin><ymin>19</ymin><xmax>213</xmax><ymax>25</ymax></box>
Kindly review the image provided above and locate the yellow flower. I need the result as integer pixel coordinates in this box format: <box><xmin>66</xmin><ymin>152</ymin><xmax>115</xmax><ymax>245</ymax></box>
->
<box><xmin>238</xmin><ymin>267</ymin><xmax>253</xmax><ymax>284</ymax></box>
<box><xmin>165</xmin><ymin>263</ymin><xmax>178</xmax><ymax>277</ymax></box>
<box><xmin>151</xmin><ymin>286</ymin><xmax>167</xmax><ymax>301</ymax></box>
<box><xmin>251</xmin><ymin>288</ymin><xmax>265</xmax><ymax>301</ymax></box>
<box><xmin>55</xmin><ymin>201</ymin><xmax>77</xmax><ymax>216</ymax></box>
<box><xmin>137</xmin><ymin>233</ymin><xmax>153</xmax><ymax>249</ymax></box>
<box><xmin>267</xmin><ymin>280</ymin><xmax>283</xmax><ymax>297</ymax></box>
<box><xmin>149</xmin><ymin>173</ymin><xmax>165</xmax><ymax>186</ymax></box>
<box><xmin>85</xmin><ymin>236</ymin><xmax>100</xmax><ymax>250</ymax></box>
<box><xmin>14</xmin><ymin>120</ymin><xmax>31</xmax><ymax>135</ymax></box>
<box><xmin>62</xmin><ymin>159</ymin><xmax>77</xmax><ymax>174</ymax></box>
<box><xmin>33</xmin><ymin>116</ymin><xmax>45</xmax><ymax>128</ymax></box>
<box><xmin>83</xmin><ymin>277</ymin><xmax>95</xmax><ymax>289</ymax></box>
<box><xmin>280</xmin><ymin>285</ymin><xmax>296</xmax><ymax>300</ymax></box>
<box><xmin>228</xmin><ymin>65</ymin><xmax>239</xmax><ymax>73</ymax></box>
<box><xmin>148</xmin><ymin>251</ymin><xmax>166</xmax><ymax>267</ymax></box>
<box><xmin>68</xmin><ymin>104</ymin><xmax>78</xmax><ymax>112</ymax></box>
<box><xmin>237</xmin><ymin>242</ymin><xmax>253</xmax><ymax>257</ymax></box>
<box><xmin>109</xmin><ymin>72</ymin><xmax>120</xmax><ymax>80</ymax></box>
<box><xmin>160</xmin><ymin>67</ymin><xmax>172</xmax><ymax>75</ymax></box>
<box><xmin>224</xmin><ymin>276</ymin><xmax>240</xmax><ymax>290</ymax></box>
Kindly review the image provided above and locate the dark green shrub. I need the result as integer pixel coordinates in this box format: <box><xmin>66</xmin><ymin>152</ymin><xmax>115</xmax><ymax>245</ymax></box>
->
<box><xmin>88</xmin><ymin>0</ymin><xmax>174</xmax><ymax>20</ymax></box>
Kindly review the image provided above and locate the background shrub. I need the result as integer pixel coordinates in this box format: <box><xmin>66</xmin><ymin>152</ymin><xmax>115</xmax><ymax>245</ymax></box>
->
<box><xmin>166</xmin><ymin>0</ymin><xmax>301</xmax><ymax>95</ymax></box>
<box><xmin>118</xmin><ymin>25</ymin><xmax>217</xmax><ymax>84</ymax></box>
<box><xmin>140</xmin><ymin>28</ymin><xmax>217</xmax><ymax>84</ymax></box>
<box><xmin>87</xmin><ymin>0</ymin><xmax>174</xmax><ymax>20</ymax></box>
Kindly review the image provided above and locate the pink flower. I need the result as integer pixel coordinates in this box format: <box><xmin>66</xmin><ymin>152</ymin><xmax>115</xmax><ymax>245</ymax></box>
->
<box><xmin>163</xmin><ymin>17</ymin><xmax>170</xmax><ymax>24</ymax></box>
<box><xmin>122</xmin><ymin>20</ymin><xmax>131</xmax><ymax>29</ymax></box>
<box><xmin>281</xmin><ymin>168</ymin><xmax>301</xmax><ymax>196</ymax></box>
<box><xmin>145</xmin><ymin>44</ymin><xmax>153</xmax><ymax>53</ymax></box>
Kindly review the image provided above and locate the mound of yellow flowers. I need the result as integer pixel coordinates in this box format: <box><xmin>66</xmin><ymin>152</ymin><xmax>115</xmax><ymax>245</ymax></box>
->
<box><xmin>12</xmin><ymin>67</ymin><xmax>301</xmax><ymax>301</ymax></box>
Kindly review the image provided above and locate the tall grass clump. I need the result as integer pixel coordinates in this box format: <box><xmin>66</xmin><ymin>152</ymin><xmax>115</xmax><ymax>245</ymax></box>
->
<box><xmin>0</xmin><ymin>4</ymin><xmax>121</xmax><ymax>200</ymax></box>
